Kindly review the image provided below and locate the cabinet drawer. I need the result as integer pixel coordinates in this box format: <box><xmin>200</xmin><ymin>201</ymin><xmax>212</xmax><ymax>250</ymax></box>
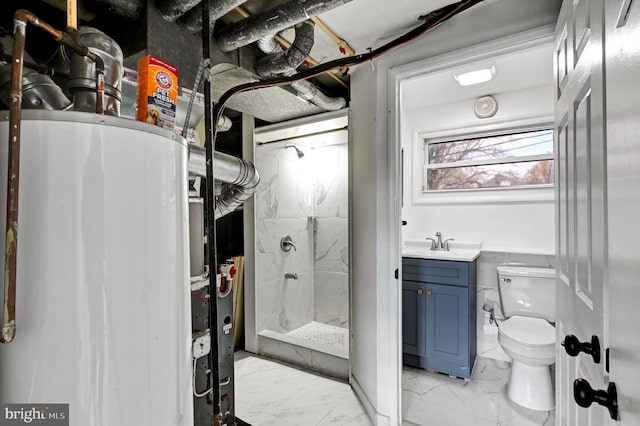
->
<box><xmin>402</xmin><ymin>257</ymin><xmax>469</xmax><ymax>287</ymax></box>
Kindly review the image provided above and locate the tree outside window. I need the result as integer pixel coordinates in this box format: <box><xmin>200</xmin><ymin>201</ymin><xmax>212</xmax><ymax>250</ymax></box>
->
<box><xmin>424</xmin><ymin>129</ymin><xmax>554</xmax><ymax>191</ymax></box>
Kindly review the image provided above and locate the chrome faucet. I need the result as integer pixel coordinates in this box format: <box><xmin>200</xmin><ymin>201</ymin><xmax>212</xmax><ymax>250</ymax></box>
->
<box><xmin>426</xmin><ymin>232</ymin><xmax>454</xmax><ymax>251</ymax></box>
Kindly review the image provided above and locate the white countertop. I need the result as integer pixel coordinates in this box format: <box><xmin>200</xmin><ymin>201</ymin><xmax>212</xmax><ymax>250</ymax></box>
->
<box><xmin>402</xmin><ymin>240</ymin><xmax>481</xmax><ymax>262</ymax></box>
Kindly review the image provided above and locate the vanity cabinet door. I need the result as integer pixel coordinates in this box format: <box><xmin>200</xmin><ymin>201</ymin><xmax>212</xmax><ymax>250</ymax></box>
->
<box><xmin>424</xmin><ymin>283</ymin><xmax>470</xmax><ymax>379</ymax></box>
<box><xmin>402</xmin><ymin>280</ymin><xmax>426</xmax><ymax>359</ymax></box>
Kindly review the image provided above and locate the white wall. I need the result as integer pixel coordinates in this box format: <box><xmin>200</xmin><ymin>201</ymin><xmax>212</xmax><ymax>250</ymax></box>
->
<box><xmin>402</xmin><ymin>84</ymin><xmax>556</xmax><ymax>254</ymax></box>
<box><xmin>349</xmin><ymin>0</ymin><xmax>561</xmax><ymax>424</ymax></box>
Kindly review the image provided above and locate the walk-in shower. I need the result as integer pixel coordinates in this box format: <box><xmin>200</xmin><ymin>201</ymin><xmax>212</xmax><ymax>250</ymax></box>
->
<box><xmin>251</xmin><ymin>111</ymin><xmax>349</xmax><ymax>379</ymax></box>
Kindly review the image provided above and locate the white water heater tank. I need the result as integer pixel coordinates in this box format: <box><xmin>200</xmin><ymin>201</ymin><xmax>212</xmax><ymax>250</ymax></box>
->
<box><xmin>0</xmin><ymin>110</ymin><xmax>193</xmax><ymax>426</ymax></box>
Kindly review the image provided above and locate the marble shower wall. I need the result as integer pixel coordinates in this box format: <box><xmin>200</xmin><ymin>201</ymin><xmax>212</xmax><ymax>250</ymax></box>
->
<box><xmin>313</xmin><ymin>144</ymin><xmax>348</xmax><ymax>328</ymax></box>
<box><xmin>255</xmin><ymin>142</ymin><xmax>349</xmax><ymax>334</ymax></box>
<box><xmin>476</xmin><ymin>251</ymin><xmax>556</xmax><ymax>361</ymax></box>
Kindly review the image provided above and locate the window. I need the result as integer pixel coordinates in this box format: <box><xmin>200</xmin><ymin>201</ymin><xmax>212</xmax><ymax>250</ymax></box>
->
<box><xmin>423</xmin><ymin>128</ymin><xmax>554</xmax><ymax>192</ymax></box>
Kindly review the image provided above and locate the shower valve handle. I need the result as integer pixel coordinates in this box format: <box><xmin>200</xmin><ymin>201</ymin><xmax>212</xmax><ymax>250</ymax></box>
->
<box><xmin>280</xmin><ymin>235</ymin><xmax>297</xmax><ymax>252</ymax></box>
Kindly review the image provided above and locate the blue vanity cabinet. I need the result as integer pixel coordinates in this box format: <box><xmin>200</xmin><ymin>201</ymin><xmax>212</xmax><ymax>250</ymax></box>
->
<box><xmin>402</xmin><ymin>257</ymin><xmax>477</xmax><ymax>379</ymax></box>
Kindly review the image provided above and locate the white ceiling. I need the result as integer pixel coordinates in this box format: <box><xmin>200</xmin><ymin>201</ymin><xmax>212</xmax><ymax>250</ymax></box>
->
<box><xmin>260</xmin><ymin>0</ymin><xmax>461</xmax><ymax>73</ymax></box>
<box><xmin>312</xmin><ymin>0</ymin><xmax>457</xmax><ymax>56</ymax></box>
<box><xmin>400</xmin><ymin>43</ymin><xmax>554</xmax><ymax>110</ymax></box>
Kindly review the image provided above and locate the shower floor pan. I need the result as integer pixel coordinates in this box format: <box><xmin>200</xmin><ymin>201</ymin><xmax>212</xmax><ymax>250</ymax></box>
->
<box><xmin>258</xmin><ymin>322</ymin><xmax>349</xmax><ymax>380</ymax></box>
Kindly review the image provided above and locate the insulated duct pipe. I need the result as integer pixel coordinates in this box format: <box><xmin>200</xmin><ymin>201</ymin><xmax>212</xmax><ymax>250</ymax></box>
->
<box><xmin>212</xmin><ymin>0</ymin><xmax>484</xmax><ymax>129</ymax></box>
<box><xmin>1</xmin><ymin>10</ymin><xmax>105</xmax><ymax>344</ymax></box>
<box><xmin>255</xmin><ymin>23</ymin><xmax>346</xmax><ymax>110</ymax></box>
<box><xmin>94</xmin><ymin>0</ymin><xmax>144</xmax><ymax>19</ymax></box>
<box><xmin>155</xmin><ymin>0</ymin><xmax>202</xmax><ymax>22</ymax></box>
<box><xmin>255</xmin><ymin>21</ymin><xmax>314</xmax><ymax>77</ymax></box>
<box><xmin>174</xmin><ymin>0</ymin><xmax>250</xmax><ymax>33</ymax></box>
<box><xmin>216</xmin><ymin>0</ymin><xmax>352</xmax><ymax>52</ymax></box>
<box><xmin>290</xmin><ymin>78</ymin><xmax>345</xmax><ymax>110</ymax></box>
<box><xmin>188</xmin><ymin>145</ymin><xmax>260</xmax><ymax>219</ymax></box>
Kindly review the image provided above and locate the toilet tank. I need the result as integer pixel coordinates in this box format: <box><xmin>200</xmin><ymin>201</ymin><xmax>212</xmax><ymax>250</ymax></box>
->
<box><xmin>497</xmin><ymin>266</ymin><xmax>556</xmax><ymax>322</ymax></box>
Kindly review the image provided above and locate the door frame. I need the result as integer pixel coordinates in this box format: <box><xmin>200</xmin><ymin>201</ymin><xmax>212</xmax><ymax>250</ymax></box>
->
<box><xmin>387</xmin><ymin>25</ymin><xmax>556</xmax><ymax>423</ymax></box>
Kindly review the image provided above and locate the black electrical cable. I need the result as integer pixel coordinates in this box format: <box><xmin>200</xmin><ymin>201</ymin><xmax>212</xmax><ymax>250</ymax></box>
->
<box><xmin>201</xmin><ymin>0</ymin><xmax>222</xmax><ymax>424</ymax></box>
<box><xmin>211</xmin><ymin>0</ymin><xmax>485</xmax><ymax>130</ymax></box>
<box><xmin>197</xmin><ymin>1</ymin><xmax>483</xmax><ymax>423</ymax></box>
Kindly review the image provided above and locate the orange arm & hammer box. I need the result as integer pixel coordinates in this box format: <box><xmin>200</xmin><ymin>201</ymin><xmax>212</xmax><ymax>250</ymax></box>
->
<box><xmin>136</xmin><ymin>55</ymin><xmax>178</xmax><ymax>130</ymax></box>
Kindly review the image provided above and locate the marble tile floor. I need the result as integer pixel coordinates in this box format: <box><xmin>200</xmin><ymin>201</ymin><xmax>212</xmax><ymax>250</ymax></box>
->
<box><xmin>403</xmin><ymin>357</ymin><xmax>555</xmax><ymax>426</ymax></box>
<box><xmin>234</xmin><ymin>351</ymin><xmax>370</xmax><ymax>425</ymax></box>
<box><xmin>235</xmin><ymin>352</ymin><xmax>555</xmax><ymax>426</ymax></box>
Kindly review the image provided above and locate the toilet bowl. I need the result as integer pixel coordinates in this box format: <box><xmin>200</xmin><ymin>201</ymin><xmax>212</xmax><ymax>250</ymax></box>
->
<box><xmin>498</xmin><ymin>315</ymin><xmax>555</xmax><ymax>410</ymax></box>
<box><xmin>496</xmin><ymin>266</ymin><xmax>556</xmax><ymax>411</ymax></box>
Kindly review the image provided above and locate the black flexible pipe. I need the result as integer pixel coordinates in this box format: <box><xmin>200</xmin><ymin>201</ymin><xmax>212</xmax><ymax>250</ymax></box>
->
<box><xmin>201</xmin><ymin>0</ymin><xmax>222</xmax><ymax>424</ymax></box>
<box><xmin>212</xmin><ymin>0</ymin><xmax>484</xmax><ymax>128</ymax></box>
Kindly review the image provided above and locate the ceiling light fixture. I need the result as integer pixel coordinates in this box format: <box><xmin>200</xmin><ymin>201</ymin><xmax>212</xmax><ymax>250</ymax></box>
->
<box><xmin>454</xmin><ymin>65</ymin><xmax>496</xmax><ymax>86</ymax></box>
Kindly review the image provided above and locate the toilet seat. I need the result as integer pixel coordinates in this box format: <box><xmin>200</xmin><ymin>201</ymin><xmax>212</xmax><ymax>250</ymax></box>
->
<box><xmin>499</xmin><ymin>315</ymin><xmax>555</xmax><ymax>346</ymax></box>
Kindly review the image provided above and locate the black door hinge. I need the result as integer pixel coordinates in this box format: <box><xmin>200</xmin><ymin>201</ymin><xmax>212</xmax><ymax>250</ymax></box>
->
<box><xmin>606</xmin><ymin>347</ymin><xmax>610</xmax><ymax>373</ymax></box>
<box><xmin>394</xmin><ymin>268</ymin><xmax>399</xmax><ymax>280</ymax></box>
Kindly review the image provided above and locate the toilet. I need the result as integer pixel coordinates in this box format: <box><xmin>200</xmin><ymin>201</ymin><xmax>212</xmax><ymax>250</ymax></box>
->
<box><xmin>497</xmin><ymin>265</ymin><xmax>556</xmax><ymax>411</ymax></box>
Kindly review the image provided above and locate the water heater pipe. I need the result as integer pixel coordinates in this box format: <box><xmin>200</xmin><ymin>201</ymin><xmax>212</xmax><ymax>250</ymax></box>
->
<box><xmin>187</xmin><ymin>145</ymin><xmax>260</xmax><ymax>219</ymax></box>
<box><xmin>1</xmin><ymin>10</ymin><xmax>106</xmax><ymax>344</ymax></box>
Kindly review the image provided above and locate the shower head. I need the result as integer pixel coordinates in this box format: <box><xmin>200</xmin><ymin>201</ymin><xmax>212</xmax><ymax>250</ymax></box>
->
<box><xmin>285</xmin><ymin>144</ymin><xmax>305</xmax><ymax>159</ymax></box>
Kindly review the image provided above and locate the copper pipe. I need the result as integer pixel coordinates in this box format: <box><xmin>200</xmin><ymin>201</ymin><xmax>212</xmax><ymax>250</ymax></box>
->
<box><xmin>86</xmin><ymin>51</ymin><xmax>105</xmax><ymax>114</ymax></box>
<box><xmin>15</xmin><ymin>10</ymin><xmax>64</xmax><ymax>40</ymax></box>
<box><xmin>0</xmin><ymin>17</ymin><xmax>27</xmax><ymax>344</ymax></box>
<box><xmin>1</xmin><ymin>11</ymin><xmax>105</xmax><ymax>344</ymax></box>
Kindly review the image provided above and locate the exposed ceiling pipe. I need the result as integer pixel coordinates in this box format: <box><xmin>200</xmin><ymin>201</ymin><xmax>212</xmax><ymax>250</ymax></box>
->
<box><xmin>212</xmin><ymin>0</ymin><xmax>485</xmax><ymax>130</ymax></box>
<box><xmin>176</xmin><ymin>0</ymin><xmax>250</xmax><ymax>33</ymax></box>
<box><xmin>154</xmin><ymin>0</ymin><xmax>202</xmax><ymax>22</ymax></box>
<box><xmin>94</xmin><ymin>0</ymin><xmax>144</xmax><ymax>20</ymax></box>
<box><xmin>255</xmin><ymin>23</ymin><xmax>346</xmax><ymax>111</ymax></box>
<box><xmin>234</xmin><ymin>4</ymin><xmax>348</xmax><ymax>89</ymax></box>
<box><xmin>188</xmin><ymin>145</ymin><xmax>260</xmax><ymax>219</ymax></box>
<box><xmin>216</xmin><ymin>0</ymin><xmax>353</xmax><ymax>53</ymax></box>
<box><xmin>255</xmin><ymin>21</ymin><xmax>314</xmax><ymax>77</ymax></box>
<box><xmin>290</xmin><ymin>78</ymin><xmax>345</xmax><ymax>110</ymax></box>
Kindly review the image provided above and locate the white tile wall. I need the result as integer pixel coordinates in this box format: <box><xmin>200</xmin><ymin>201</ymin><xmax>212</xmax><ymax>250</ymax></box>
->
<box><xmin>255</xmin><ymin>142</ymin><xmax>349</xmax><ymax>336</ymax></box>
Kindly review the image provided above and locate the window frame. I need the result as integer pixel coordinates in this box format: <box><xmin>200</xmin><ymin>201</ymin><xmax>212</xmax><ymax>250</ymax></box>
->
<box><xmin>411</xmin><ymin>118</ymin><xmax>556</xmax><ymax>205</ymax></box>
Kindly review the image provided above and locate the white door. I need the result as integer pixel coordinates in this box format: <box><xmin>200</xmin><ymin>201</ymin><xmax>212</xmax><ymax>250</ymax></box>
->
<box><xmin>555</xmin><ymin>0</ymin><xmax>611</xmax><ymax>424</ymax></box>
<box><xmin>605</xmin><ymin>0</ymin><xmax>640</xmax><ymax>425</ymax></box>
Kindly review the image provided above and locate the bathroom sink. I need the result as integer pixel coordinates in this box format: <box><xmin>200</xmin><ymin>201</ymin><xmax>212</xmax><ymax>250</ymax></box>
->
<box><xmin>402</xmin><ymin>239</ymin><xmax>481</xmax><ymax>261</ymax></box>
